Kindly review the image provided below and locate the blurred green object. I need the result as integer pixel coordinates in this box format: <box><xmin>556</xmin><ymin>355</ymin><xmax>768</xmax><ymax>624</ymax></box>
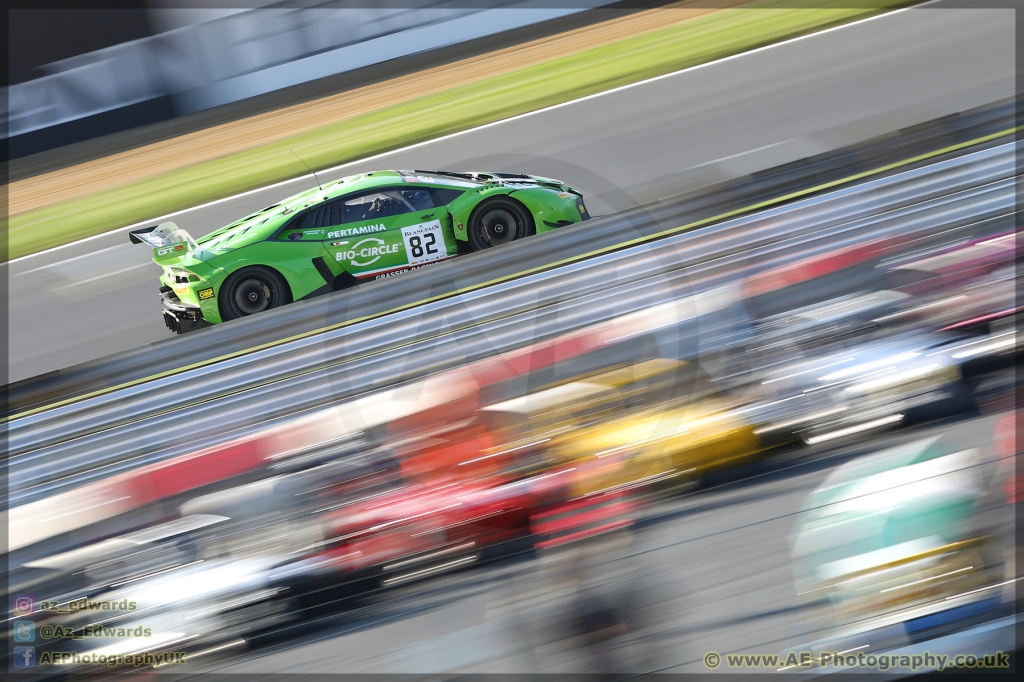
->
<box><xmin>6</xmin><ymin>0</ymin><xmax>916</xmax><ymax>260</ymax></box>
<box><xmin>790</xmin><ymin>433</ymin><xmax>998</xmax><ymax>632</ymax></box>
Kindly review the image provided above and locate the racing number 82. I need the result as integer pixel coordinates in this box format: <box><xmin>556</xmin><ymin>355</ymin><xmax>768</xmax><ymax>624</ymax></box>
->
<box><xmin>409</xmin><ymin>233</ymin><xmax>439</xmax><ymax>258</ymax></box>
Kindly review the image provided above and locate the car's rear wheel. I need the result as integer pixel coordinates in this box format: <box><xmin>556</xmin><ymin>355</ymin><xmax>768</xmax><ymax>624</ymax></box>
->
<box><xmin>220</xmin><ymin>266</ymin><xmax>290</xmax><ymax>321</ymax></box>
<box><xmin>467</xmin><ymin>198</ymin><xmax>534</xmax><ymax>251</ymax></box>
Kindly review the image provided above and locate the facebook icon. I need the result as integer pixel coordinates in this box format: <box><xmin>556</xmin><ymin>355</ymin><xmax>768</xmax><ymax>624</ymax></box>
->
<box><xmin>13</xmin><ymin>646</ymin><xmax>35</xmax><ymax>668</ymax></box>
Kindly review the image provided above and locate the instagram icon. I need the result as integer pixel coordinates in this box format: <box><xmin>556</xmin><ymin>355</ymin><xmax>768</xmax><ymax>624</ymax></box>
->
<box><xmin>13</xmin><ymin>596</ymin><xmax>34</xmax><ymax>616</ymax></box>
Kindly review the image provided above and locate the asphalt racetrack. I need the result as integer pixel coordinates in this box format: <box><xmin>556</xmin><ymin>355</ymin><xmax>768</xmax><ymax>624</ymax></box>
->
<box><xmin>4</xmin><ymin>4</ymin><xmax>1013</xmax><ymax>383</ymax></box>
<box><xmin>160</xmin><ymin>411</ymin><xmax>1007</xmax><ymax>676</ymax></box>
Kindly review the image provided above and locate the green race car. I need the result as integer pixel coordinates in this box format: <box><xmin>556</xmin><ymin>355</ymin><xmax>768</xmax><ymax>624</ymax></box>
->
<box><xmin>130</xmin><ymin>170</ymin><xmax>590</xmax><ymax>333</ymax></box>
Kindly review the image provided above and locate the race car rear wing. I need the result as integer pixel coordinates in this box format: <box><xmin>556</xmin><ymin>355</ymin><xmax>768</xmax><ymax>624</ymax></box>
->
<box><xmin>129</xmin><ymin>221</ymin><xmax>197</xmax><ymax>248</ymax></box>
<box><xmin>129</xmin><ymin>221</ymin><xmax>202</xmax><ymax>264</ymax></box>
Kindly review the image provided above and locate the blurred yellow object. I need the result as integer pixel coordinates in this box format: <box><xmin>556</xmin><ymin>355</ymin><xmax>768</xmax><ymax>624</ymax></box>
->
<box><xmin>481</xmin><ymin>358</ymin><xmax>761</xmax><ymax>498</ymax></box>
<box><xmin>552</xmin><ymin>399</ymin><xmax>761</xmax><ymax>497</ymax></box>
<box><xmin>828</xmin><ymin>538</ymin><xmax>993</xmax><ymax>626</ymax></box>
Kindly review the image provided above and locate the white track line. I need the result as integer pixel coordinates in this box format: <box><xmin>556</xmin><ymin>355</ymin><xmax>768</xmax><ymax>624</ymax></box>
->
<box><xmin>684</xmin><ymin>140</ymin><xmax>788</xmax><ymax>170</ymax></box>
<box><xmin>14</xmin><ymin>244</ymin><xmax>125</xmax><ymax>276</ymax></box>
<box><xmin>55</xmin><ymin>263</ymin><xmax>152</xmax><ymax>288</ymax></box>
<box><xmin>8</xmin><ymin>3</ymin><xmax>919</xmax><ymax>267</ymax></box>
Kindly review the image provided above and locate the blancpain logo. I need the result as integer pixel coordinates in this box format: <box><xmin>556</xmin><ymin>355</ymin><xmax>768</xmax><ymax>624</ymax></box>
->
<box><xmin>327</xmin><ymin>224</ymin><xmax>387</xmax><ymax>239</ymax></box>
<box><xmin>334</xmin><ymin>237</ymin><xmax>400</xmax><ymax>267</ymax></box>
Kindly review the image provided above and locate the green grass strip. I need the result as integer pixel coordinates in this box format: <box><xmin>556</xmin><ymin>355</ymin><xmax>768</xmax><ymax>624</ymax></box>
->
<box><xmin>6</xmin><ymin>0</ymin><xmax>917</xmax><ymax>260</ymax></box>
<box><xmin>9</xmin><ymin>123</ymin><xmax>1010</xmax><ymax>422</ymax></box>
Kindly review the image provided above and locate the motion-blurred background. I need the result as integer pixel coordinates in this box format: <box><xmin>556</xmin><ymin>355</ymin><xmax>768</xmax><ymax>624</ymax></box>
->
<box><xmin>8</xmin><ymin>1</ymin><xmax>625</xmax><ymax>156</ymax></box>
<box><xmin>3</xmin><ymin>0</ymin><xmax>1019</xmax><ymax>677</ymax></box>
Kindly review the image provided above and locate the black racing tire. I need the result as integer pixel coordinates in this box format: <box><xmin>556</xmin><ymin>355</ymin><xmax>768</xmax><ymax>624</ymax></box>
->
<box><xmin>219</xmin><ymin>266</ymin><xmax>291</xmax><ymax>321</ymax></box>
<box><xmin>466</xmin><ymin>197</ymin><xmax>535</xmax><ymax>252</ymax></box>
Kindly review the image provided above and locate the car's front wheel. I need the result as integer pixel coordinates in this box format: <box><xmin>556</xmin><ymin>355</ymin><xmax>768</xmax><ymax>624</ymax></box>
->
<box><xmin>219</xmin><ymin>266</ymin><xmax>290</xmax><ymax>321</ymax></box>
<box><xmin>466</xmin><ymin>198</ymin><xmax>534</xmax><ymax>251</ymax></box>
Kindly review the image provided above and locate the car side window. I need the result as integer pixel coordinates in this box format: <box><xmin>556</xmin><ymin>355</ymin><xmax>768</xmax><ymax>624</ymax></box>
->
<box><xmin>428</xmin><ymin>188</ymin><xmax>465</xmax><ymax>206</ymax></box>
<box><xmin>397</xmin><ymin>188</ymin><xmax>434</xmax><ymax>212</ymax></box>
<box><xmin>395</xmin><ymin>187</ymin><xmax>464</xmax><ymax>211</ymax></box>
<box><xmin>342</xmin><ymin>190</ymin><xmax>416</xmax><ymax>223</ymax></box>
<box><xmin>297</xmin><ymin>207</ymin><xmax>323</xmax><ymax>229</ymax></box>
<box><xmin>295</xmin><ymin>201</ymin><xmax>342</xmax><ymax>229</ymax></box>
